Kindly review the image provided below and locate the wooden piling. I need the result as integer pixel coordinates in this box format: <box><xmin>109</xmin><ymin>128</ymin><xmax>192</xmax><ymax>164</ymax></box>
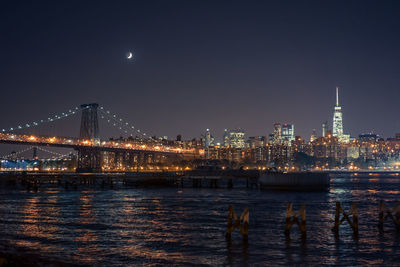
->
<box><xmin>352</xmin><ymin>202</ymin><xmax>358</xmax><ymax>232</ymax></box>
<box><xmin>378</xmin><ymin>200</ymin><xmax>400</xmax><ymax>231</ymax></box>
<box><xmin>225</xmin><ymin>205</ymin><xmax>249</xmax><ymax>241</ymax></box>
<box><xmin>378</xmin><ymin>200</ymin><xmax>384</xmax><ymax>230</ymax></box>
<box><xmin>284</xmin><ymin>202</ymin><xmax>306</xmax><ymax>237</ymax></box>
<box><xmin>332</xmin><ymin>202</ymin><xmax>358</xmax><ymax>235</ymax></box>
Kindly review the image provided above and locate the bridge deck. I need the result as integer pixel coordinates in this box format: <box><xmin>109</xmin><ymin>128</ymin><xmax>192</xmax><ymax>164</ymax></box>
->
<box><xmin>0</xmin><ymin>133</ymin><xmax>194</xmax><ymax>155</ymax></box>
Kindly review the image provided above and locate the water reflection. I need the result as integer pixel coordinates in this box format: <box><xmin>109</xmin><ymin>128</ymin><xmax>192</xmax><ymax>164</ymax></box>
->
<box><xmin>225</xmin><ymin>238</ymin><xmax>249</xmax><ymax>266</ymax></box>
<box><xmin>73</xmin><ymin>191</ymin><xmax>101</xmax><ymax>264</ymax></box>
<box><xmin>0</xmin><ymin>176</ymin><xmax>400</xmax><ymax>265</ymax></box>
<box><xmin>11</xmin><ymin>191</ymin><xmax>63</xmax><ymax>256</ymax></box>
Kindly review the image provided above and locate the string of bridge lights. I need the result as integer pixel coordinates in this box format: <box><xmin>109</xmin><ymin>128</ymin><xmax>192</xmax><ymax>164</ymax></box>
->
<box><xmin>99</xmin><ymin>107</ymin><xmax>154</xmax><ymax>139</ymax></box>
<box><xmin>1</xmin><ymin>106</ymin><xmax>88</xmax><ymax>133</ymax></box>
<box><xmin>35</xmin><ymin>146</ymin><xmax>64</xmax><ymax>156</ymax></box>
<box><xmin>1</xmin><ymin>105</ymin><xmax>154</xmax><ymax>140</ymax></box>
<box><xmin>0</xmin><ymin>146</ymin><xmax>34</xmax><ymax>159</ymax></box>
<box><xmin>35</xmin><ymin>146</ymin><xmax>74</xmax><ymax>159</ymax></box>
<box><xmin>0</xmin><ymin>146</ymin><xmax>74</xmax><ymax>160</ymax></box>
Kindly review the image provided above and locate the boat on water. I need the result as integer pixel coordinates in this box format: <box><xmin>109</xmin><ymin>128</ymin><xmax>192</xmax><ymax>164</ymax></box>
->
<box><xmin>259</xmin><ymin>169</ymin><xmax>330</xmax><ymax>191</ymax></box>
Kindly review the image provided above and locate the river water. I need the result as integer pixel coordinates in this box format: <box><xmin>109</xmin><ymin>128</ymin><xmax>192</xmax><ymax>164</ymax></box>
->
<box><xmin>0</xmin><ymin>174</ymin><xmax>400</xmax><ymax>266</ymax></box>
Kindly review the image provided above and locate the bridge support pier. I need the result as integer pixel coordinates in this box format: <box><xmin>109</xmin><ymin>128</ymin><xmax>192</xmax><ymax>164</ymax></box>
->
<box><xmin>76</xmin><ymin>103</ymin><xmax>101</xmax><ymax>173</ymax></box>
<box><xmin>76</xmin><ymin>148</ymin><xmax>102</xmax><ymax>173</ymax></box>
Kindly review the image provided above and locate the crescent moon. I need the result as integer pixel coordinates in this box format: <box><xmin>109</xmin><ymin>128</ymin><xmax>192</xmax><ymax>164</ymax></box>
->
<box><xmin>127</xmin><ymin>52</ymin><xmax>133</xmax><ymax>59</ymax></box>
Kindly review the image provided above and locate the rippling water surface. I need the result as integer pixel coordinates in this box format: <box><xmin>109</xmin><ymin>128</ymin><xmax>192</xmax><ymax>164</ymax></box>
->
<box><xmin>1</xmin><ymin>175</ymin><xmax>400</xmax><ymax>266</ymax></box>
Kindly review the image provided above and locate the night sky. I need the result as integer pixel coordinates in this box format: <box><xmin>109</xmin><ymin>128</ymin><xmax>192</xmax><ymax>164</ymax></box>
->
<box><xmin>2</xmin><ymin>0</ymin><xmax>400</xmax><ymax>143</ymax></box>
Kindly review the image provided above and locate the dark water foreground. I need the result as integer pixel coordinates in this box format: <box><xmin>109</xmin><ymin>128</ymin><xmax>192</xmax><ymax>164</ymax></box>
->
<box><xmin>0</xmin><ymin>175</ymin><xmax>400</xmax><ymax>266</ymax></box>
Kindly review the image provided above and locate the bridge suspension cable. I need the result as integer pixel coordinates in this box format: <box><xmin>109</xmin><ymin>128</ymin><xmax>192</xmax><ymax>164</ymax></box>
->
<box><xmin>35</xmin><ymin>146</ymin><xmax>75</xmax><ymax>159</ymax></box>
<box><xmin>0</xmin><ymin>146</ymin><xmax>34</xmax><ymax>159</ymax></box>
<box><xmin>99</xmin><ymin>107</ymin><xmax>155</xmax><ymax>139</ymax></box>
<box><xmin>1</xmin><ymin>106</ymin><xmax>87</xmax><ymax>133</ymax></box>
<box><xmin>0</xmin><ymin>146</ymin><xmax>75</xmax><ymax>160</ymax></box>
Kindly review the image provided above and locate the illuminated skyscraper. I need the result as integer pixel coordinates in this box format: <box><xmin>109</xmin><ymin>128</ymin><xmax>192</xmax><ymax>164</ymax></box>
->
<box><xmin>204</xmin><ymin>129</ymin><xmax>213</xmax><ymax>147</ymax></box>
<box><xmin>322</xmin><ymin>121</ymin><xmax>327</xmax><ymax>137</ymax></box>
<box><xmin>227</xmin><ymin>129</ymin><xmax>246</xmax><ymax>148</ymax></box>
<box><xmin>332</xmin><ymin>86</ymin><xmax>343</xmax><ymax>136</ymax></box>
<box><xmin>281</xmin><ymin>123</ymin><xmax>295</xmax><ymax>143</ymax></box>
<box><xmin>273</xmin><ymin>123</ymin><xmax>282</xmax><ymax>144</ymax></box>
<box><xmin>223</xmin><ymin>129</ymin><xmax>229</xmax><ymax>147</ymax></box>
<box><xmin>310</xmin><ymin>129</ymin><xmax>317</xmax><ymax>142</ymax></box>
<box><xmin>332</xmin><ymin>87</ymin><xmax>350</xmax><ymax>143</ymax></box>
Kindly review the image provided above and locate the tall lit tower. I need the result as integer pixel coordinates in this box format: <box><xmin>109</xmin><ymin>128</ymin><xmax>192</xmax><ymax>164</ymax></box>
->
<box><xmin>332</xmin><ymin>86</ymin><xmax>343</xmax><ymax>136</ymax></box>
<box><xmin>322</xmin><ymin>121</ymin><xmax>327</xmax><ymax>137</ymax></box>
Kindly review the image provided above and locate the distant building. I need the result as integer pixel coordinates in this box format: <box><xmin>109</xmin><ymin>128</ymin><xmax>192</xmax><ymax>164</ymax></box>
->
<box><xmin>333</xmin><ymin>86</ymin><xmax>343</xmax><ymax>136</ymax></box>
<box><xmin>332</xmin><ymin>87</ymin><xmax>350</xmax><ymax>143</ymax></box>
<box><xmin>247</xmin><ymin>136</ymin><xmax>266</xmax><ymax>148</ymax></box>
<box><xmin>281</xmin><ymin>123</ymin><xmax>295</xmax><ymax>143</ymax></box>
<box><xmin>312</xmin><ymin>133</ymin><xmax>341</xmax><ymax>162</ymax></box>
<box><xmin>226</xmin><ymin>129</ymin><xmax>246</xmax><ymax>148</ymax></box>
<box><xmin>203</xmin><ymin>129</ymin><xmax>214</xmax><ymax>148</ymax></box>
<box><xmin>310</xmin><ymin>129</ymin><xmax>317</xmax><ymax>142</ymax></box>
<box><xmin>223</xmin><ymin>129</ymin><xmax>229</xmax><ymax>147</ymax></box>
<box><xmin>347</xmin><ymin>146</ymin><xmax>360</xmax><ymax>160</ymax></box>
<box><xmin>322</xmin><ymin>121</ymin><xmax>328</xmax><ymax>137</ymax></box>
<box><xmin>359</xmin><ymin>133</ymin><xmax>380</xmax><ymax>142</ymax></box>
<box><xmin>268</xmin><ymin>133</ymin><xmax>274</xmax><ymax>144</ymax></box>
<box><xmin>273</xmin><ymin>123</ymin><xmax>282</xmax><ymax>144</ymax></box>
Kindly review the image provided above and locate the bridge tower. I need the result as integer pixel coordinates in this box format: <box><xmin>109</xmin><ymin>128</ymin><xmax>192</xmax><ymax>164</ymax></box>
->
<box><xmin>76</xmin><ymin>103</ymin><xmax>102</xmax><ymax>173</ymax></box>
<box><xmin>80</xmin><ymin>103</ymin><xmax>100</xmax><ymax>144</ymax></box>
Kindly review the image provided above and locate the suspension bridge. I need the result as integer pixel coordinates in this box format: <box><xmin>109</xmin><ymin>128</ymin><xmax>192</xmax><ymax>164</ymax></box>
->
<box><xmin>0</xmin><ymin>103</ymin><xmax>199</xmax><ymax>172</ymax></box>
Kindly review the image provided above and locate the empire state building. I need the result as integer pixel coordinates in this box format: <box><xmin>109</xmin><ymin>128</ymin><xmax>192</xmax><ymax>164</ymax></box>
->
<box><xmin>332</xmin><ymin>86</ymin><xmax>343</xmax><ymax>136</ymax></box>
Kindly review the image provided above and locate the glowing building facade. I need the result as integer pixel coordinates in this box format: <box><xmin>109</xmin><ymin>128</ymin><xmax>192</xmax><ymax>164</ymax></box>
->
<box><xmin>333</xmin><ymin>87</ymin><xmax>343</xmax><ymax>136</ymax></box>
<box><xmin>281</xmin><ymin>123</ymin><xmax>295</xmax><ymax>143</ymax></box>
<box><xmin>227</xmin><ymin>129</ymin><xmax>246</xmax><ymax>148</ymax></box>
<box><xmin>332</xmin><ymin>87</ymin><xmax>350</xmax><ymax>143</ymax></box>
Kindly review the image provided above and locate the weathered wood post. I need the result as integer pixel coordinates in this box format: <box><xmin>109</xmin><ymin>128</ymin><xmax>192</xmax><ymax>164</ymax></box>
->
<box><xmin>378</xmin><ymin>200</ymin><xmax>400</xmax><ymax>231</ymax></box>
<box><xmin>332</xmin><ymin>202</ymin><xmax>358</xmax><ymax>235</ymax></box>
<box><xmin>395</xmin><ymin>203</ymin><xmax>400</xmax><ymax>231</ymax></box>
<box><xmin>226</xmin><ymin>205</ymin><xmax>234</xmax><ymax>239</ymax></box>
<box><xmin>378</xmin><ymin>200</ymin><xmax>385</xmax><ymax>230</ymax></box>
<box><xmin>225</xmin><ymin>205</ymin><xmax>249</xmax><ymax>241</ymax></box>
<box><xmin>284</xmin><ymin>203</ymin><xmax>293</xmax><ymax>236</ymax></box>
<box><xmin>352</xmin><ymin>202</ymin><xmax>358</xmax><ymax>235</ymax></box>
<box><xmin>300</xmin><ymin>205</ymin><xmax>306</xmax><ymax>235</ymax></box>
<box><xmin>284</xmin><ymin>202</ymin><xmax>306</xmax><ymax>237</ymax></box>
<box><xmin>333</xmin><ymin>202</ymin><xmax>340</xmax><ymax>233</ymax></box>
<box><xmin>241</xmin><ymin>206</ymin><xmax>249</xmax><ymax>241</ymax></box>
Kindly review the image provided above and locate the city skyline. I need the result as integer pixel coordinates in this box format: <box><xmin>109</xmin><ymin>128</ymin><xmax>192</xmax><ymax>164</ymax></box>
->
<box><xmin>201</xmin><ymin>85</ymin><xmax>389</xmax><ymax>143</ymax></box>
<box><xmin>1</xmin><ymin>1</ymin><xmax>400</xmax><ymax>140</ymax></box>
<box><xmin>2</xmin><ymin>2</ymin><xmax>400</xmax><ymax>266</ymax></box>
